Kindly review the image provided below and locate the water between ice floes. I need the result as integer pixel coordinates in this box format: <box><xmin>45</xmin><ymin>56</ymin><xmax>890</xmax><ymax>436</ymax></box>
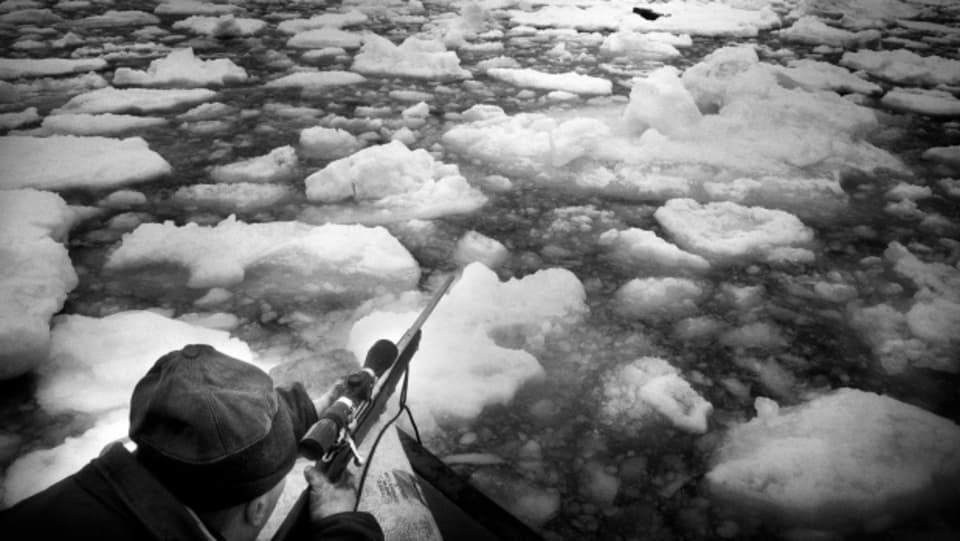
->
<box><xmin>2</xmin><ymin>1</ymin><xmax>960</xmax><ymax>540</ymax></box>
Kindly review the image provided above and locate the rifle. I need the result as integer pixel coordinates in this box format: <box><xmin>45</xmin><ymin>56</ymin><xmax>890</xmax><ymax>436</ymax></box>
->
<box><xmin>272</xmin><ymin>274</ymin><xmax>456</xmax><ymax>540</ymax></box>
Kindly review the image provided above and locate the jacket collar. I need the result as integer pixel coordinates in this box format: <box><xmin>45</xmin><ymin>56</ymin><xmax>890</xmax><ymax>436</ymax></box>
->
<box><xmin>77</xmin><ymin>442</ymin><xmax>212</xmax><ymax>541</ymax></box>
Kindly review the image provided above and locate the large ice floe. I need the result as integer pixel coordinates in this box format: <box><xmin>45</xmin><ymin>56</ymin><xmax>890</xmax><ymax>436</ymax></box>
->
<box><xmin>0</xmin><ymin>190</ymin><xmax>79</xmax><ymax>380</ymax></box>
<box><xmin>599</xmin><ymin>356</ymin><xmax>713</xmax><ymax>435</ymax></box>
<box><xmin>105</xmin><ymin>216</ymin><xmax>421</xmax><ymax>300</ymax></box>
<box><xmin>707</xmin><ymin>389</ymin><xmax>960</xmax><ymax>530</ymax></box>
<box><xmin>301</xmin><ymin>140</ymin><xmax>487</xmax><ymax>223</ymax></box>
<box><xmin>351</xmin><ymin>33</ymin><xmax>471</xmax><ymax>80</ymax></box>
<box><xmin>347</xmin><ymin>263</ymin><xmax>586</xmax><ymax>426</ymax></box>
<box><xmin>112</xmin><ymin>48</ymin><xmax>248</xmax><ymax>87</ymax></box>
<box><xmin>840</xmin><ymin>49</ymin><xmax>960</xmax><ymax>86</ymax></box>
<box><xmin>3</xmin><ymin>310</ymin><xmax>255</xmax><ymax>506</ymax></box>
<box><xmin>0</xmin><ymin>135</ymin><xmax>171</xmax><ymax>190</ymax></box>
<box><xmin>485</xmin><ymin>68</ymin><xmax>612</xmax><ymax>96</ymax></box>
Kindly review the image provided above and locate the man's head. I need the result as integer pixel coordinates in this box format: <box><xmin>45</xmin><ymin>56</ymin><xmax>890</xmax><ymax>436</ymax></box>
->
<box><xmin>129</xmin><ymin>344</ymin><xmax>297</xmax><ymax>538</ymax></box>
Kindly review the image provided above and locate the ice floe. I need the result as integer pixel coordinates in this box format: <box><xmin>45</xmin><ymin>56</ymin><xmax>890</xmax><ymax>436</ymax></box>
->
<box><xmin>881</xmin><ymin>87</ymin><xmax>960</xmax><ymax>117</ymax></box>
<box><xmin>54</xmin><ymin>87</ymin><xmax>217</xmax><ymax>114</ymax></box>
<box><xmin>0</xmin><ymin>135</ymin><xmax>171</xmax><ymax>190</ymax></box>
<box><xmin>453</xmin><ymin>230</ymin><xmax>509</xmax><ymax>269</ymax></box>
<box><xmin>105</xmin><ymin>216</ymin><xmax>421</xmax><ymax>299</ymax></box>
<box><xmin>351</xmin><ymin>33</ymin><xmax>471</xmax><ymax>80</ymax></box>
<box><xmin>303</xmin><ymin>140</ymin><xmax>486</xmax><ymax>221</ymax></box>
<box><xmin>171</xmin><ymin>14</ymin><xmax>266</xmax><ymax>37</ymax></box>
<box><xmin>0</xmin><ymin>57</ymin><xmax>106</xmax><ymax>79</ymax></box>
<box><xmin>600</xmin><ymin>356</ymin><xmax>713</xmax><ymax>435</ymax></box>
<box><xmin>707</xmin><ymin>389</ymin><xmax>960</xmax><ymax>529</ymax></box>
<box><xmin>486</xmin><ymin>67</ymin><xmax>612</xmax><ymax>95</ymax></box>
<box><xmin>614</xmin><ymin>277</ymin><xmax>705</xmax><ymax>321</ymax></box>
<box><xmin>209</xmin><ymin>145</ymin><xmax>298</xmax><ymax>184</ymax></box>
<box><xmin>654</xmin><ymin>199</ymin><xmax>815</xmax><ymax>264</ymax></box>
<box><xmin>154</xmin><ymin>0</ymin><xmax>238</xmax><ymax>16</ymax></box>
<box><xmin>299</xmin><ymin>126</ymin><xmax>361</xmax><ymax>160</ymax></box>
<box><xmin>29</xmin><ymin>113</ymin><xmax>167</xmax><ymax>136</ymax></box>
<box><xmin>288</xmin><ymin>28</ymin><xmax>365</xmax><ymax>49</ymax></box>
<box><xmin>264</xmin><ymin>70</ymin><xmax>366</xmax><ymax>90</ymax></box>
<box><xmin>347</xmin><ymin>263</ymin><xmax>586</xmax><ymax>424</ymax></box>
<box><xmin>0</xmin><ymin>189</ymin><xmax>78</xmax><ymax>380</ymax></box>
<box><xmin>776</xmin><ymin>16</ymin><xmax>881</xmax><ymax>47</ymax></box>
<box><xmin>112</xmin><ymin>48</ymin><xmax>248</xmax><ymax>87</ymax></box>
<box><xmin>599</xmin><ymin>228</ymin><xmax>710</xmax><ymax>273</ymax></box>
<box><xmin>774</xmin><ymin>59</ymin><xmax>882</xmax><ymax>95</ymax></box>
<box><xmin>840</xmin><ymin>49</ymin><xmax>960</xmax><ymax>86</ymax></box>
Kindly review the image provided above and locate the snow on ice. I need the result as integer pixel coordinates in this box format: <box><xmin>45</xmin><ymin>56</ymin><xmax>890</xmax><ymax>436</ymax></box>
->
<box><xmin>707</xmin><ymin>389</ymin><xmax>960</xmax><ymax>529</ymax></box>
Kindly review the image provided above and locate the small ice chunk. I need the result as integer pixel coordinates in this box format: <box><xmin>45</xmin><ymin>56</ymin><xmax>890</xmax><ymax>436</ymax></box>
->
<box><xmin>33</xmin><ymin>113</ymin><xmax>167</xmax><ymax>135</ymax></box>
<box><xmin>486</xmin><ymin>67</ymin><xmax>612</xmax><ymax>96</ymax></box>
<box><xmin>623</xmin><ymin>66</ymin><xmax>702</xmax><ymax>137</ymax></box>
<box><xmin>154</xmin><ymin>0</ymin><xmax>238</xmax><ymax>16</ymax></box>
<box><xmin>0</xmin><ymin>106</ymin><xmax>39</xmax><ymax>129</ymax></box>
<box><xmin>98</xmin><ymin>190</ymin><xmax>147</xmax><ymax>209</ymax></box>
<box><xmin>0</xmin><ymin>56</ymin><xmax>107</xmax><ymax>79</ymax></box>
<box><xmin>776</xmin><ymin>16</ymin><xmax>881</xmax><ymax>48</ymax></box>
<box><xmin>454</xmin><ymin>230</ymin><xmax>508</xmax><ymax>269</ymax></box>
<box><xmin>654</xmin><ymin>199</ymin><xmax>815</xmax><ymax>263</ymax></box>
<box><xmin>598</xmin><ymin>228</ymin><xmax>710</xmax><ymax>272</ymax></box>
<box><xmin>886</xmin><ymin>182</ymin><xmax>933</xmax><ymax>201</ymax></box>
<box><xmin>210</xmin><ymin>145</ymin><xmax>298</xmax><ymax>184</ymax></box>
<box><xmin>775</xmin><ymin>59</ymin><xmax>882</xmax><ymax>95</ymax></box>
<box><xmin>707</xmin><ymin>389</ymin><xmax>960</xmax><ymax>529</ymax></box>
<box><xmin>264</xmin><ymin>70</ymin><xmax>366</xmax><ymax>90</ymax></box>
<box><xmin>304</xmin><ymin>141</ymin><xmax>487</xmax><ymax>218</ymax></box>
<box><xmin>171</xmin><ymin>183</ymin><xmax>294</xmax><ymax>212</ymax></box>
<box><xmin>923</xmin><ymin>145</ymin><xmax>960</xmax><ymax>168</ymax></box>
<box><xmin>599</xmin><ymin>31</ymin><xmax>684</xmax><ymax>60</ymax></box>
<box><xmin>599</xmin><ymin>356</ymin><xmax>712</xmax><ymax>434</ymax></box>
<box><xmin>112</xmin><ymin>48</ymin><xmax>248</xmax><ymax>87</ymax></box>
<box><xmin>881</xmin><ymin>87</ymin><xmax>960</xmax><ymax>117</ymax></box>
<box><xmin>172</xmin><ymin>14</ymin><xmax>266</xmax><ymax>37</ymax></box>
<box><xmin>720</xmin><ymin>322</ymin><xmax>788</xmax><ymax>350</ymax></box>
<box><xmin>54</xmin><ymin>87</ymin><xmax>217</xmax><ymax>114</ymax></box>
<box><xmin>277</xmin><ymin>10</ymin><xmax>369</xmax><ymax>34</ymax></box>
<box><xmin>287</xmin><ymin>28</ymin><xmax>364</xmax><ymax>49</ymax></box>
<box><xmin>351</xmin><ymin>33</ymin><xmax>471</xmax><ymax>80</ymax></box>
<box><xmin>0</xmin><ymin>135</ymin><xmax>171</xmax><ymax>190</ymax></box>
<box><xmin>299</xmin><ymin>126</ymin><xmax>360</xmax><ymax>160</ymax></box>
<box><xmin>614</xmin><ymin>277</ymin><xmax>704</xmax><ymax>321</ymax></box>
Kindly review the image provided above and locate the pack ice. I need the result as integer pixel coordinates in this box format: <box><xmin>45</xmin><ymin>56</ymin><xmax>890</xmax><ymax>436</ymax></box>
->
<box><xmin>707</xmin><ymin>389</ymin><xmax>960</xmax><ymax>530</ymax></box>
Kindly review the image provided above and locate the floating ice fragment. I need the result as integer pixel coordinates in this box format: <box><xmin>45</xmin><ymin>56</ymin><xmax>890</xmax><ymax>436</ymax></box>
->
<box><xmin>0</xmin><ymin>56</ymin><xmax>107</xmax><ymax>79</ymax></box>
<box><xmin>210</xmin><ymin>145</ymin><xmax>298</xmax><ymax>184</ymax></box>
<box><xmin>654</xmin><ymin>199</ymin><xmax>815</xmax><ymax>263</ymax></box>
<box><xmin>623</xmin><ymin>66</ymin><xmax>701</xmax><ymax>137</ymax></box>
<box><xmin>351</xmin><ymin>33</ymin><xmax>470</xmax><ymax>80</ymax></box>
<box><xmin>707</xmin><ymin>389</ymin><xmax>960</xmax><ymax>529</ymax></box>
<box><xmin>486</xmin><ymin>67</ymin><xmax>612</xmax><ymax>96</ymax></box>
<box><xmin>882</xmin><ymin>87</ymin><xmax>960</xmax><ymax>117</ymax></box>
<box><xmin>54</xmin><ymin>87</ymin><xmax>217</xmax><ymax>114</ymax></box>
<box><xmin>299</xmin><ymin>126</ymin><xmax>360</xmax><ymax>160</ymax></box>
<box><xmin>113</xmin><ymin>48</ymin><xmax>248</xmax><ymax>87</ymax></box>
<box><xmin>172</xmin><ymin>183</ymin><xmax>294</xmax><ymax>212</ymax></box>
<box><xmin>172</xmin><ymin>14</ymin><xmax>266</xmax><ymax>37</ymax></box>
<box><xmin>0</xmin><ymin>135</ymin><xmax>171</xmax><ymax>190</ymax></box>
<box><xmin>599</xmin><ymin>228</ymin><xmax>710</xmax><ymax>273</ymax></box>
<box><xmin>0</xmin><ymin>189</ymin><xmax>78</xmax><ymax>380</ymax></box>
<box><xmin>614</xmin><ymin>277</ymin><xmax>705</xmax><ymax>321</ymax></box>
<box><xmin>923</xmin><ymin>145</ymin><xmax>960</xmax><ymax>168</ymax></box>
<box><xmin>287</xmin><ymin>28</ymin><xmax>364</xmax><ymax>49</ymax></box>
<box><xmin>264</xmin><ymin>70</ymin><xmax>366</xmax><ymax>89</ymax></box>
<box><xmin>840</xmin><ymin>49</ymin><xmax>960</xmax><ymax>86</ymax></box>
<box><xmin>105</xmin><ymin>216</ymin><xmax>421</xmax><ymax>298</ymax></box>
<box><xmin>454</xmin><ymin>231</ymin><xmax>508</xmax><ymax>269</ymax></box>
<box><xmin>776</xmin><ymin>16</ymin><xmax>881</xmax><ymax>48</ymax></box>
<box><xmin>32</xmin><ymin>113</ymin><xmax>167</xmax><ymax>136</ymax></box>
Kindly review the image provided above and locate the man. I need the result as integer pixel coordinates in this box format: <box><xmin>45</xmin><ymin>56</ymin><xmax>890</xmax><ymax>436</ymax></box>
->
<box><xmin>0</xmin><ymin>344</ymin><xmax>384</xmax><ymax>541</ymax></box>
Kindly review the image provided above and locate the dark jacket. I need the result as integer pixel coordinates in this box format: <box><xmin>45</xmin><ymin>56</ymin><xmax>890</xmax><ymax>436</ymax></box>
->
<box><xmin>0</xmin><ymin>385</ymin><xmax>383</xmax><ymax>541</ymax></box>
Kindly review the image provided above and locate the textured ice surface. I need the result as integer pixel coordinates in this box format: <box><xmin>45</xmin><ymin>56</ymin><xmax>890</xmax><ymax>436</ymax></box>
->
<box><xmin>348</xmin><ymin>263</ymin><xmax>586</xmax><ymax>424</ymax></box>
<box><xmin>299</xmin><ymin>126</ymin><xmax>361</xmax><ymax>160</ymax></box>
<box><xmin>599</xmin><ymin>228</ymin><xmax>710</xmax><ymax>273</ymax></box>
<box><xmin>486</xmin><ymin>68</ymin><xmax>611</xmax><ymax>95</ymax></box>
<box><xmin>654</xmin><ymin>199</ymin><xmax>815</xmax><ymax>263</ymax></box>
<box><xmin>54</xmin><ymin>87</ymin><xmax>217</xmax><ymax>114</ymax></box>
<box><xmin>265</xmin><ymin>70</ymin><xmax>366</xmax><ymax>90</ymax></box>
<box><xmin>707</xmin><ymin>389</ymin><xmax>960</xmax><ymax>528</ymax></box>
<box><xmin>210</xmin><ymin>145</ymin><xmax>298</xmax><ymax>184</ymax></box>
<box><xmin>614</xmin><ymin>277</ymin><xmax>705</xmax><ymax>321</ymax></box>
<box><xmin>840</xmin><ymin>49</ymin><xmax>960</xmax><ymax>86</ymax></box>
<box><xmin>351</xmin><ymin>33</ymin><xmax>470</xmax><ymax>80</ymax></box>
<box><xmin>287</xmin><ymin>28</ymin><xmax>364</xmax><ymax>49</ymax></box>
<box><xmin>106</xmin><ymin>216</ymin><xmax>421</xmax><ymax>297</ymax></box>
<box><xmin>172</xmin><ymin>15</ymin><xmax>267</xmax><ymax>37</ymax></box>
<box><xmin>0</xmin><ymin>135</ymin><xmax>171</xmax><ymax>190</ymax></box>
<box><xmin>31</xmin><ymin>113</ymin><xmax>167</xmax><ymax>135</ymax></box>
<box><xmin>600</xmin><ymin>356</ymin><xmax>713</xmax><ymax>434</ymax></box>
<box><xmin>881</xmin><ymin>88</ymin><xmax>960</xmax><ymax>117</ymax></box>
<box><xmin>113</xmin><ymin>48</ymin><xmax>247</xmax><ymax>87</ymax></box>
<box><xmin>776</xmin><ymin>16</ymin><xmax>881</xmax><ymax>47</ymax></box>
<box><xmin>0</xmin><ymin>190</ymin><xmax>78</xmax><ymax>380</ymax></box>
